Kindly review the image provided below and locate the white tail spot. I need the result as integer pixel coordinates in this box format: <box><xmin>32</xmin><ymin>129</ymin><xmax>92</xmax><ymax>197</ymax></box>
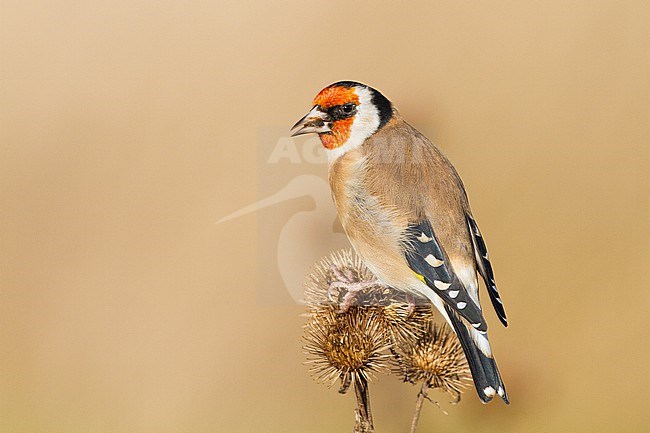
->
<box><xmin>434</xmin><ymin>280</ymin><xmax>450</xmax><ymax>290</ymax></box>
<box><xmin>417</xmin><ymin>232</ymin><xmax>432</xmax><ymax>243</ymax></box>
<box><xmin>424</xmin><ymin>254</ymin><xmax>444</xmax><ymax>267</ymax></box>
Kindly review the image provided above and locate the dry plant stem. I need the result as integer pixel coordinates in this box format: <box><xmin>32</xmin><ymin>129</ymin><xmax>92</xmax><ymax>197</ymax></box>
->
<box><xmin>339</xmin><ymin>373</ymin><xmax>352</xmax><ymax>394</ymax></box>
<box><xmin>409</xmin><ymin>381</ymin><xmax>429</xmax><ymax>433</ymax></box>
<box><xmin>353</xmin><ymin>376</ymin><xmax>374</xmax><ymax>433</ymax></box>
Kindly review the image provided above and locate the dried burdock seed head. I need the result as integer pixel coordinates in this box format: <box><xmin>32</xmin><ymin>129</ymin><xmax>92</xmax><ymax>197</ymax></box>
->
<box><xmin>304</xmin><ymin>249</ymin><xmax>471</xmax><ymax>432</ymax></box>
<box><xmin>303</xmin><ymin>249</ymin><xmax>469</xmax><ymax>401</ymax></box>
<box><xmin>393</xmin><ymin>322</ymin><xmax>471</xmax><ymax>398</ymax></box>
<box><xmin>303</xmin><ymin>250</ymin><xmax>395</xmax><ymax>390</ymax></box>
<box><xmin>303</xmin><ymin>305</ymin><xmax>391</xmax><ymax>387</ymax></box>
<box><xmin>380</xmin><ymin>301</ymin><xmax>434</xmax><ymax>346</ymax></box>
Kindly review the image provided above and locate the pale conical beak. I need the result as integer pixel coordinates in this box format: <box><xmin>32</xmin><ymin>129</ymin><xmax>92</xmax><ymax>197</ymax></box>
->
<box><xmin>290</xmin><ymin>107</ymin><xmax>332</xmax><ymax>137</ymax></box>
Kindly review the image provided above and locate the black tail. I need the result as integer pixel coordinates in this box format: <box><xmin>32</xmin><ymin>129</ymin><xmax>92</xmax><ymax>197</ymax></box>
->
<box><xmin>445</xmin><ymin>305</ymin><xmax>509</xmax><ymax>404</ymax></box>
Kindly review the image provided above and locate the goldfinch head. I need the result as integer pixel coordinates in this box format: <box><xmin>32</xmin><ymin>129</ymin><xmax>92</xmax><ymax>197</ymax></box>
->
<box><xmin>291</xmin><ymin>81</ymin><xmax>393</xmax><ymax>158</ymax></box>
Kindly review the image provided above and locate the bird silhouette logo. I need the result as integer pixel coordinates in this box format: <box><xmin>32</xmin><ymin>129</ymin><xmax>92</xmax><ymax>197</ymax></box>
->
<box><xmin>217</xmin><ymin>134</ymin><xmax>349</xmax><ymax>303</ymax></box>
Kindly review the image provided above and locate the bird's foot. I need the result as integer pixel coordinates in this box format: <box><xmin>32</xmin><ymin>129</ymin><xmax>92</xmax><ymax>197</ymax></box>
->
<box><xmin>332</xmin><ymin>280</ymin><xmax>380</xmax><ymax>312</ymax></box>
<box><xmin>327</xmin><ymin>264</ymin><xmax>381</xmax><ymax>311</ymax></box>
<box><xmin>406</xmin><ymin>293</ymin><xmax>416</xmax><ymax>318</ymax></box>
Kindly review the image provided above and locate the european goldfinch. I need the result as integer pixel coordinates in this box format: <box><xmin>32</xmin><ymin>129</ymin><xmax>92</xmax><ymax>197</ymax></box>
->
<box><xmin>292</xmin><ymin>81</ymin><xmax>509</xmax><ymax>404</ymax></box>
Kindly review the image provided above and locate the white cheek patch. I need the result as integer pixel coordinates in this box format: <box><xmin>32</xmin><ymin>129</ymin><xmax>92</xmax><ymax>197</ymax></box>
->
<box><xmin>327</xmin><ymin>86</ymin><xmax>380</xmax><ymax>163</ymax></box>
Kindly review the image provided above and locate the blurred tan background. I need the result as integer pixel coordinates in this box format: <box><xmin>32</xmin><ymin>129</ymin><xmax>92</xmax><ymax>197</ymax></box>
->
<box><xmin>1</xmin><ymin>1</ymin><xmax>648</xmax><ymax>432</ymax></box>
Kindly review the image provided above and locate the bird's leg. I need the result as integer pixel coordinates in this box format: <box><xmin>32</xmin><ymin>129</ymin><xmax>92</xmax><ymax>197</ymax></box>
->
<box><xmin>331</xmin><ymin>265</ymin><xmax>352</xmax><ymax>284</ymax></box>
<box><xmin>327</xmin><ymin>265</ymin><xmax>354</xmax><ymax>301</ymax></box>
<box><xmin>406</xmin><ymin>293</ymin><xmax>416</xmax><ymax>318</ymax></box>
<box><xmin>342</xmin><ymin>266</ymin><xmax>358</xmax><ymax>283</ymax></box>
<box><xmin>327</xmin><ymin>266</ymin><xmax>347</xmax><ymax>302</ymax></box>
<box><xmin>327</xmin><ymin>265</ymin><xmax>381</xmax><ymax>309</ymax></box>
<box><xmin>337</xmin><ymin>281</ymin><xmax>381</xmax><ymax>312</ymax></box>
<box><xmin>329</xmin><ymin>280</ymin><xmax>379</xmax><ymax>291</ymax></box>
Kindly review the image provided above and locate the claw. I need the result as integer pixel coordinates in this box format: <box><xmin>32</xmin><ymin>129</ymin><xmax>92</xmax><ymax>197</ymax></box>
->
<box><xmin>337</xmin><ymin>281</ymin><xmax>379</xmax><ymax>312</ymax></box>
<box><xmin>406</xmin><ymin>293</ymin><xmax>416</xmax><ymax>318</ymax></box>
<box><xmin>326</xmin><ymin>264</ymin><xmax>382</xmax><ymax>311</ymax></box>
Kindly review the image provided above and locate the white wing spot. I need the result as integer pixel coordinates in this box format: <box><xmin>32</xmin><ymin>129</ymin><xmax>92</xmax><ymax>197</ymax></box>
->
<box><xmin>449</xmin><ymin>290</ymin><xmax>460</xmax><ymax>298</ymax></box>
<box><xmin>471</xmin><ymin>322</ymin><xmax>481</xmax><ymax>328</ymax></box>
<box><xmin>424</xmin><ymin>254</ymin><xmax>444</xmax><ymax>267</ymax></box>
<box><xmin>497</xmin><ymin>386</ymin><xmax>505</xmax><ymax>397</ymax></box>
<box><xmin>457</xmin><ymin>302</ymin><xmax>467</xmax><ymax>309</ymax></box>
<box><xmin>483</xmin><ymin>386</ymin><xmax>496</xmax><ymax>397</ymax></box>
<box><xmin>433</xmin><ymin>280</ymin><xmax>450</xmax><ymax>290</ymax></box>
<box><xmin>417</xmin><ymin>232</ymin><xmax>432</xmax><ymax>243</ymax></box>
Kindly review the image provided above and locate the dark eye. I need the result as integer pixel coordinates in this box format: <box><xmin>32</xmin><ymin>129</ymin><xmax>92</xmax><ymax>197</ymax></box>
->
<box><xmin>328</xmin><ymin>103</ymin><xmax>357</xmax><ymax>120</ymax></box>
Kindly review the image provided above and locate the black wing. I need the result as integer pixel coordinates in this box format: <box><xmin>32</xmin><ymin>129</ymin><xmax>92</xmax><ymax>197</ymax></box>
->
<box><xmin>466</xmin><ymin>214</ymin><xmax>508</xmax><ymax>327</ymax></box>
<box><xmin>404</xmin><ymin>220</ymin><xmax>488</xmax><ymax>333</ymax></box>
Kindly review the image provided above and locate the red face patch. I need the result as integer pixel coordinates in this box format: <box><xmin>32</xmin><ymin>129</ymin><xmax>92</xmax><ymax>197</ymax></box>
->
<box><xmin>319</xmin><ymin>117</ymin><xmax>354</xmax><ymax>149</ymax></box>
<box><xmin>312</xmin><ymin>85</ymin><xmax>360</xmax><ymax>109</ymax></box>
<box><xmin>312</xmin><ymin>85</ymin><xmax>359</xmax><ymax>149</ymax></box>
